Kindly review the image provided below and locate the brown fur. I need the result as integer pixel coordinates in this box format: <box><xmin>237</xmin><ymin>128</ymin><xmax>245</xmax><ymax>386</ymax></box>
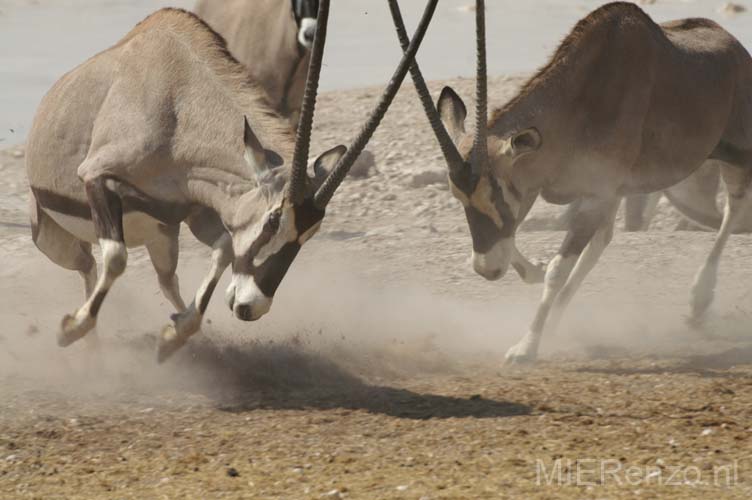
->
<box><xmin>491</xmin><ymin>2</ymin><xmax>656</xmax><ymax>124</ymax></box>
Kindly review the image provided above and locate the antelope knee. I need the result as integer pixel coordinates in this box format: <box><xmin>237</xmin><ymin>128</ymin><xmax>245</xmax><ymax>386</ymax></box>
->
<box><xmin>102</xmin><ymin>239</ymin><xmax>127</xmax><ymax>277</ymax></box>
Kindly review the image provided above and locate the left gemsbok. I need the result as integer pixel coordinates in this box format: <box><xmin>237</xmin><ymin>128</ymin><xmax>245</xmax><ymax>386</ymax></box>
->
<box><xmin>25</xmin><ymin>1</ymin><xmax>437</xmax><ymax>362</ymax></box>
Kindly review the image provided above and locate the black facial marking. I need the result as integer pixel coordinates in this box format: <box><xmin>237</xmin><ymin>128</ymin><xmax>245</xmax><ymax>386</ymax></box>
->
<box><xmin>199</xmin><ymin>279</ymin><xmax>218</xmax><ymax>315</ymax></box>
<box><xmin>293</xmin><ymin>199</ymin><xmax>325</xmax><ymax>235</ymax></box>
<box><xmin>489</xmin><ymin>177</ymin><xmax>516</xmax><ymax>239</ymax></box>
<box><xmin>253</xmin><ymin>242</ymin><xmax>301</xmax><ymax>296</ymax></box>
<box><xmin>449</xmin><ymin>168</ymin><xmax>479</xmax><ymax>197</ymax></box>
<box><xmin>464</xmin><ymin>206</ymin><xmax>502</xmax><ymax>254</ymax></box>
<box><xmin>451</xmin><ymin>168</ymin><xmax>516</xmax><ymax>253</ymax></box>
<box><xmin>234</xmin><ymin>199</ymin><xmax>325</xmax><ymax>297</ymax></box>
<box><xmin>292</xmin><ymin>0</ymin><xmax>318</xmax><ymax>23</ymax></box>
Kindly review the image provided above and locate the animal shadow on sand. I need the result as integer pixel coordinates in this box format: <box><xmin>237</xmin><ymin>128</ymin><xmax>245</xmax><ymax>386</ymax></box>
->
<box><xmin>172</xmin><ymin>336</ymin><xmax>531</xmax><ymax>420</ymax></box>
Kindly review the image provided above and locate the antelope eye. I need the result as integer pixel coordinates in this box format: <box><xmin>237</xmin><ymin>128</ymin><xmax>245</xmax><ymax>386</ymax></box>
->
<box><xmin>266</xmin><ymin>210</ymin><xmax>281</xmax><ymax>231</ymax></box>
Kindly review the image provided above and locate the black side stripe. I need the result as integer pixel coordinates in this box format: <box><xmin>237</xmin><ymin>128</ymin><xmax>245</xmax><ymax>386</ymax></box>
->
<box><xmin>31</xmin><ymin>185</ymin><xmax>194</xmax><ymax>226</ymax></box>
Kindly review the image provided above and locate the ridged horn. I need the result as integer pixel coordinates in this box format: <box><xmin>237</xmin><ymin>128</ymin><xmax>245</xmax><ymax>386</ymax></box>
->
<box><xmin>472</xmin><ymin>0</ymin><xmax>489</xmax><ymax>175</ymax></box>
<box><xmin>313</xmin><ymin>0</ymin><xmax>439</xmax><ymax>209</ymax></box>
<box><xmin>288</xmin><ymin>0</ymin><xmax>330</xmax><ymax>204</ymax></box>
<box><xmin>387</xmin><ymin>0</ymin><xmax>464</xmax><ymax>172</ymax></box>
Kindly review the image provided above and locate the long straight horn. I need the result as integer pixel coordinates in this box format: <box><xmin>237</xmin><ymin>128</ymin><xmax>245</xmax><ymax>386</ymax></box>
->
<box><xmin>387</xmin><ymin>0</ymin><xmax>464</xmax><ymax>172</ymax></box>
<box><xmin>472</xmin><ymin>0</ymin><xmax>489</xmax><ymax>175</ymax></box>
<box><xmin>288</xmin><ymin>0</ymin><xmax>330</xmax><ymax>204</ymax></box>
<box><xmin>313</xmin><ymin>0</ymin><xmax>439</xmax><ymax>209</ymax></box>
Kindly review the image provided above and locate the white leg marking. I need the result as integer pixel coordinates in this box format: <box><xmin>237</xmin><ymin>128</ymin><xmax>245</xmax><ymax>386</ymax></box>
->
<box><xmin>690</xmin><ymin>185</ymin><xmax>749</xmax><ymax>320</ymax></box>
<box><xmin>505</xmin><ymin>254</ymin><xmax>578</xmax><ymax>364</ymax></box>
<box><xmin>60</xmin><ymin>239</ymin><xmax>127</xmax><ymax>347</ymax></box>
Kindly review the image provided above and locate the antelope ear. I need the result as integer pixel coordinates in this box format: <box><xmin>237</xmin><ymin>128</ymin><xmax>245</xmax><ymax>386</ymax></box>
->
<box><xmin>508</xmin><ymin>128</ymin><xmax>542</xmax><ymax>159</ymax></box>
<box><xmin>437</xmin><ymin>86</ymin><xmax>467</xmax><ymax>144</ymax></box>
<box><xmin>311</xmin><ymin>145</ymin><xmax>347</xmax><ymax>189</ymax></box>
<box><xmin>243</xmin><ymin>116</ymin><xmax>279</xmax><ymax>182</ymax></box>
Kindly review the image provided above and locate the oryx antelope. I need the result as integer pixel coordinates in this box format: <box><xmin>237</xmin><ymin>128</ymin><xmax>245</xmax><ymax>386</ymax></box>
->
<box><xmin>26</xmin><ymin>0</ymin><xmax>438</xmax><ymax>361</ymax></box>
<box><xmin>195</xmin><ymin>0</ymin><xmax>319</xmax><ymax>127</ymax></box>
<box><xmin>393</xmin><ymin>1</ymin><xmax>752</xmax><ymax>363</ymax></box>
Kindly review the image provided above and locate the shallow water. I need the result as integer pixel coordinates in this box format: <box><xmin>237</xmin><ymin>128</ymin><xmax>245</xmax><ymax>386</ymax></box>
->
<box><xmin>0</xmin><ymin>0</ymin><xmax>749</xmax><ymax>142</ymax></box>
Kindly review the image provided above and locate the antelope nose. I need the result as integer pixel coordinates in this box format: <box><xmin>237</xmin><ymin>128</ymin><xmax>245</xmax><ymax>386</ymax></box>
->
<box><xmin>303</xmin><ymin>26</ymin><xmax>315</xmax><ymax>44</ymax></box>
<box><xmin>234</xmin><ymin>303</ymin><xmax>253</xmax><ymax>322</ymax></box>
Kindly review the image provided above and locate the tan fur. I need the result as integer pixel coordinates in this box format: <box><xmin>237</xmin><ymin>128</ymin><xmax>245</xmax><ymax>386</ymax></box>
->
<box><xmin>26</xmin><ymin>8</ymin><xmax>295</xmax><ymax>226</ymax></box>
<box><xmin>194</xmin><ymin>0</ymin><xmax>310</xmax><ymax>122</ymax></box>
<box><xmin>488</xmin><ymin>3</ymin><xmax>752</xmax><ymax>202</ymax></box>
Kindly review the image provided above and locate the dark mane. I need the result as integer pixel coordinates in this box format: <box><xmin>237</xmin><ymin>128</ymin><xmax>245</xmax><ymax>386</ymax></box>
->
<box><xmin>489</xmin><ymin>2</ymin><xmax>655</xmax><ymax>126</ymax></box>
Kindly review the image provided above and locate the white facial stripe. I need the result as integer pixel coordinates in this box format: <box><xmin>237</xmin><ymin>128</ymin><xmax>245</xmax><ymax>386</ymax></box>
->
<box><xmin>233</xmin><ymin>218</ymin><xmax>265</xmax><ymax>258</ymax></box>
<box><xmin>252</xmin><ymin>206</ymin><xmax>297</xmax><ymax>267</ymax></box>
<box><xmin>298</xmin><ymin>18</ymin><xmax>317</xmax><ymax>48</ymax></box>
<box><xmin>298</xmin><ymin>221</ymin><xmax>321</xmax><ymax>244</ymax></box>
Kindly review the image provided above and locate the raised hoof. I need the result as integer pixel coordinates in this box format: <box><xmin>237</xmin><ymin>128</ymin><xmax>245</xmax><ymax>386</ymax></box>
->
<box><xmin>58</xmin><ymin>313</ymin><xmax>94</xmax><ymax>347</ymax></box>
<box><xmin>156</xmin><ymin>324</ymin><xmax>186</xmax><ymax>364</ymax></box>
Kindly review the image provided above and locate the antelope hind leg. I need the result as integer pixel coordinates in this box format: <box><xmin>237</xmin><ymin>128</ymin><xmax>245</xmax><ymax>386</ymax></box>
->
<box><xmin>30</xmin><ymin>194</ymin><xmax>102</xmax><ymax>351</ymax></box>
<box><xmin>59</xmin><ymin>178</ymin><xmax>128</xmax><ymax>347</ymax></box>
<box><xmin>689</xmin><ymin>164</ymin><xmax>752</xmax><ymax>323</ymax></box>
<box><xmin>505</xmin><ymin>198</ymin><xmax>617</xmax><ymax>365</ymax></box>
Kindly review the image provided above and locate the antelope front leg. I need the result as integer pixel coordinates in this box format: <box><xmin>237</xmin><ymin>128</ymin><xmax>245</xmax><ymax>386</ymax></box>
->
<box><xmin>60</xmin><ymin>178</ymin><xmax>127</xmax><ymax>347</ymax></box>
<box><xmin>157</xmin><ymin>233</ymin><xmax>232</xmax><ymax>362</ymax></box>
<box><xmin>505</xmin><ymin>198</ymin><xmax>617</xmax><ymax>365</ymax></box>
<box><xmin>546</xmin><ymin>200</ymin><xmax>619</xmax><ymax>334</ymax></box>
<box><xmin>146</xmin><ymin>224</ymin><xmax>187</xmax><ymax>313</ymax></box>
<box><xmin>511</xmin><ymin>246</ymin><xmax>546</xmax><ymax>284</ymax></box>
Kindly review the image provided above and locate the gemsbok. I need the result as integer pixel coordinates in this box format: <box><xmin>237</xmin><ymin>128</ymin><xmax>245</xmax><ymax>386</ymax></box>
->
<box><xmin>26</xmin><ymin>0</ymin><xmax>438</xmax><ymax>361</ymax></box>
<box><xmin>195</xmin><ymin>0</ymin><xmax>319</xmax><ymax>127</ymax></box>
<box><xmin>392</xmin><ymin>0</ymin><xmax>752</xmax><ymax>363</ymax></box>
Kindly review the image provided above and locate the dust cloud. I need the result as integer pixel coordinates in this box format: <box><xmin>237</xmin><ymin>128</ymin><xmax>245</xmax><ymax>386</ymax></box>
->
<box><xmin>3</xmin><ymin>234</ymin><xmax>747</xmax><ymax>406</ymax></box>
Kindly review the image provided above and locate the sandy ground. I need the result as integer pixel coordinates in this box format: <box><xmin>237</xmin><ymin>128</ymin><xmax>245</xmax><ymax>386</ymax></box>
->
<box><xmin>2</xmin><ymin>77</ymin><xmax>752</xmax><ymax>499</ymax></box>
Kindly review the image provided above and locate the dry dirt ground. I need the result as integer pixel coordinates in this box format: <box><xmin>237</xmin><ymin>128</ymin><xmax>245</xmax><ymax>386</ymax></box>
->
<box><xmin>2</xmin><ymin>77</ymin><xmax>752</xmax><ymax>499</ymax></box>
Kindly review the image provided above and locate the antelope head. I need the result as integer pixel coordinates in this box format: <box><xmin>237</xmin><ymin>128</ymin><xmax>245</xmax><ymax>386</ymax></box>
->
<box><xmin>292</xmin><ymin>0</ymin><xmax>319</xmax><ymax>48</ymax></box>
<box><xmin>225</xmin><ymin>0</ymin><xmax>439</xmax><ymax>321</ymax></box>
<box><xmin>389</xmin><ymin>0</ymin><xmax>541</xmax><ymax>281</ymax></box>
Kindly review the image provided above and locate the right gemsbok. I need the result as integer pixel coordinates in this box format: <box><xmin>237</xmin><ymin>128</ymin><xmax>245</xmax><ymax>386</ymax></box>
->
<box><xmin>390</xmin><ymin>0</ymin><xmax>752</xmax><ymax>363</ymax></box>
